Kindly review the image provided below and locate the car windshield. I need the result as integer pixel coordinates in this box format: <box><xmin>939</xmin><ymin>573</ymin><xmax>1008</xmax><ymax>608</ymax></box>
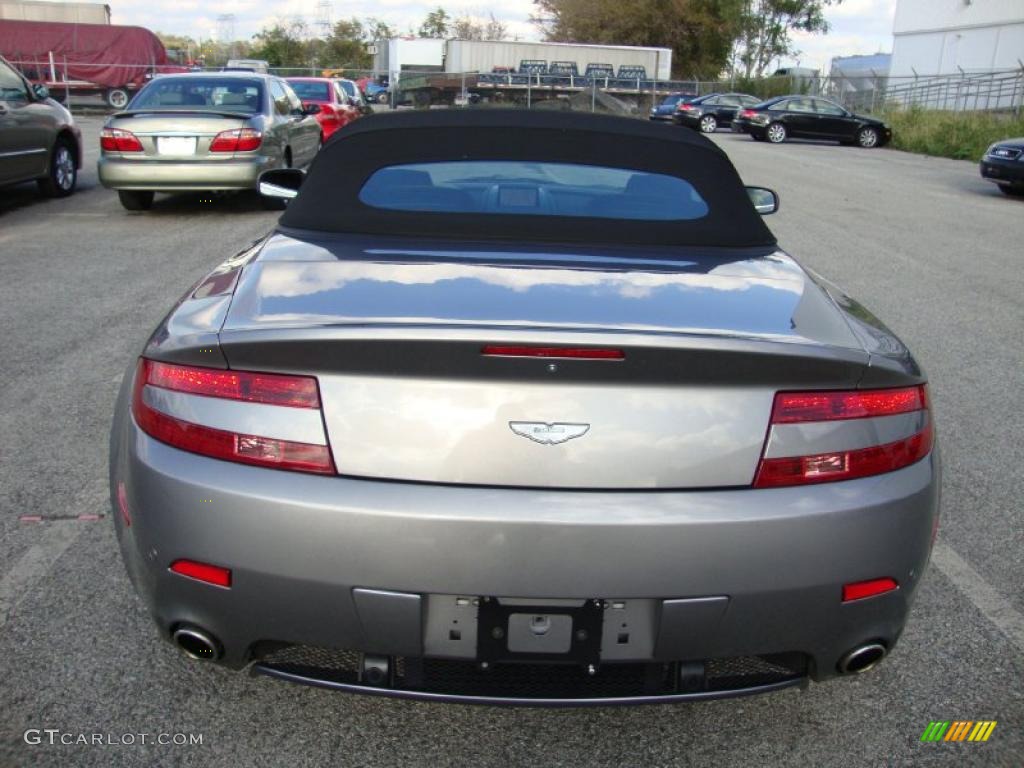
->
<box><xmin>130</xmin><ymin>78</ymin><xmax>263</xmax><ymax>112</ymax></box>
<box><xmin>289</xmin><ymin>81</ymin><xmax>331</xmax><ymax>101</ymax></box>
<box><xmin>659</xmin><ymin>95</ymin><xmax>686</xmax><ymax>106</ymax></box>
<box><xmin>358</xmin><ymin>161</ymin><xmax>710</xmax><ymax>221</ymax></box>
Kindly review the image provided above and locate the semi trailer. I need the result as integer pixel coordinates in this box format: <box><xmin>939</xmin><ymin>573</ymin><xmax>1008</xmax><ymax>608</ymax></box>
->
<box><xmin>374</xmin><ymin>38</ymin><xmax>685</xmax><ymax>108</ymax></box>
<box><xmin>0</xmin><ymin>18</ymin><xmax>185</xmax><ymax>108</ymax></box>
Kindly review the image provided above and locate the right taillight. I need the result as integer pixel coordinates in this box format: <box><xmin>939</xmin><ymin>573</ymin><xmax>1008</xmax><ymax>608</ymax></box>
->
<box><xmin>100</xmin><ymin>128</ymin><xmax>143</xmax><ymax>152</ymax></box>
<box><xmin>131</xmin><ymin>358</ymin><xmax>335</xmax><ymax>474</ymax></box>
<box><xmin>754</xmin><ymin>385</ymin><xmax>933</xmax><ymax>488</ymax></box>
<box><xmin>209</xmin><ymin>128</ymin><xmax>263</xmax><ymax>152</ymax></box>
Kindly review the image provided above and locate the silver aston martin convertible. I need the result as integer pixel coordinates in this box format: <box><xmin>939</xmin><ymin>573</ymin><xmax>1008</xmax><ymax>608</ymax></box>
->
<box><xmin>109</xmin><ymin>109</ymin><xmax>940</xmax><ymax>705</ymax></box>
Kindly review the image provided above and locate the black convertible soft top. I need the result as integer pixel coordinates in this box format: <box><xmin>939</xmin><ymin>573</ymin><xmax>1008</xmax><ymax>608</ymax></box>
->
<box><xmin>279</xmin><ymin>109</ymin><xmax>776</xmax><ymax>249</ymax></box>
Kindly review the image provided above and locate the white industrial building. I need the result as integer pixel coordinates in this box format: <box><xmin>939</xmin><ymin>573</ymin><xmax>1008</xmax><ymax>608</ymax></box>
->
<box><xmin>889</xmin><ymin>0</ymin><xmax>1024</xmax><ymax>77</ymax></box>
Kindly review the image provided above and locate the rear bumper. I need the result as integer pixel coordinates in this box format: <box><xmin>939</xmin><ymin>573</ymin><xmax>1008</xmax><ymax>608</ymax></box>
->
<box><xmin>112</xmin><ymin>380</ymin><xmax>940</xmax><ymax>698</ymax></box>
<box><xmin>980</xmin><ymin>157</ymin><xmax>1024</xmax><ymax>186</ymax></box>
<box><xmin>98</xmin><ymin>154</ymin><xmax>273</xmax><ymax>191</ymax></box>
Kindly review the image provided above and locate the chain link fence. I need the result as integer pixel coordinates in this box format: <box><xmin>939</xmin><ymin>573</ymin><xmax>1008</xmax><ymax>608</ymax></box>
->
<box><xmin>7</xmin><ymin>57</ymin><xmax>1024</xmax><ymax>117</ymax></box>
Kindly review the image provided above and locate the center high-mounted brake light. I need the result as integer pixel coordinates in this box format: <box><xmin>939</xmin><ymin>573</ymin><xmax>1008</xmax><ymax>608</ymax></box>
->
<box><xmin>131</xmin><ymin>359</ymin><xmax>335</xmax><ymax>474</ymax></box>
<box><xmin>482</xmin><ymin>345</ymin><xmax>624</xmax><ymax>360</ymax></box>
<box><xmin>754</xmin><ymin>385</ymin><xmax>933</xmax><ymax>488</ymax></box>
<box><xmin>209</xmin><ymin>128</ymin><xmax>263</xmax><ymax>152</ymax></box>
<box><xmin>100</xmin><ymin>128</ymin><xmax>143</xmax><ymax>152</ymax></box>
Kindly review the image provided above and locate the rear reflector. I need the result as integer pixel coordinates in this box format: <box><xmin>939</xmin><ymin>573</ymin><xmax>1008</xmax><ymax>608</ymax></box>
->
<box><xmin>209</xmin><ymin>128</ymin><xmax>263</xmax><ymax>152</ymax></box>
<box><xmin>142</xmin><ymin>359</ymin><xmax>320</xmax><ymax>408</ymax></box>
<box><xmin>771</xmin><ymin>386</ymin><xmax>927</xmax><ymax>423</ymax></box>
<box><xmin>116</xmin><ymin>481</ymin><xmax>131</xmax><ymax>527</ymax></box>
<box><xmin>754</xmin><ymin>384</ymin><xmax>932</xmax><ymax>488</ymax></box>
<box><xmin>100</xmin><ymin>128</ymin><xmax>143</xmax><ymax>152</ymax></box>
<box><xmin>481</xmin><ymin>346</ymin><xmax>624</xmax><ymax>360</ymax></box>
<box><xmin>842</xmin><ymin>577</ymin><xmax>898</xmax><ymax>602</ymax></box>
<box><xmin>170</xmin><ymin>559</ymin><xmax>232</xmax><ymax>588</ymax></box>
<box><xmin>132</xmin><ymin>359</ymin><xmax>335</xmax><ymax>475</ymax></box>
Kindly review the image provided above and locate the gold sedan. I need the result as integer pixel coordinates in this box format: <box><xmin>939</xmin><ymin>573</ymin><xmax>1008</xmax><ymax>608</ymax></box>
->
<box><xmin>98</xmin><ymin>71</ymin><xmax>322</xmax><ymax>210</ymax></box>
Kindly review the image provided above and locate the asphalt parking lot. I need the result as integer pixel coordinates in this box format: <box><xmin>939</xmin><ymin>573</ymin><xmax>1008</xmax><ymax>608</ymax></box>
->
<box><xmin>1</xmin><ymin>115</ymin><xmax>1021</xmax><ymax>767</ymax></box>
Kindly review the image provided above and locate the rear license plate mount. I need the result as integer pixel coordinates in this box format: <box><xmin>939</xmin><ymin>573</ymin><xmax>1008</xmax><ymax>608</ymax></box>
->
<box><xmin>157</xmin><ymin>137</ymin><xmax>197</xmax><ymax>156</ymax></box>
<box><xmin>476</xmin><ymin>598</ymin><xmax>603</xmax><ymax>665</ymax></box>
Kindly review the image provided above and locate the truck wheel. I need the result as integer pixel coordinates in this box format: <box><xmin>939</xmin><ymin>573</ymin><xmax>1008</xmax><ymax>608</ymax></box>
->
<box><xmin>37</xmin><ymin>137</ymin><xmax>77</xmax><ymax>198</ymax></box>
<box><xmin>118</xmin><ymin>190</ymin><xmax>154</xmax><ymax>210</ymax></box>
<box><xmin>106</xmin><ymin>88</ymin><xmax>130</xmax><ymax>109</ymax></box>
<box><xmin>413</xmin><ymin>91</ymin><xmax>431</xmax><ymax>108</ymax></box>
<box><xmin>376</xmin><ymin>92</ymin><xmax>389</xmax><ymax>104</ymax></box>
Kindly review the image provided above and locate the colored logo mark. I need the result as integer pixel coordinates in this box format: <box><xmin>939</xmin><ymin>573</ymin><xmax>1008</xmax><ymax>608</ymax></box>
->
<box><xmin>920</xmin><ymin>721</ymin><xmax>997</xmax><ymax>742</ymax></box>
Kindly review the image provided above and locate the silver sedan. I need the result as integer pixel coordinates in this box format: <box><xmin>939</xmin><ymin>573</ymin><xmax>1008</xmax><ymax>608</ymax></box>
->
<box><xmin>98</xmin><ymin>71</ymin><xmax>321</xmax><ymax>210</ymax></box>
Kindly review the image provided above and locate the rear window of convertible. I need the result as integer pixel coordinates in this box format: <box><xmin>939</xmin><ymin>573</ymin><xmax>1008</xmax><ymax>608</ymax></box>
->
<box><xmin>357</xmin><ymin>161</ymin><xmax>710</xmax><ymax>221</ymax></box>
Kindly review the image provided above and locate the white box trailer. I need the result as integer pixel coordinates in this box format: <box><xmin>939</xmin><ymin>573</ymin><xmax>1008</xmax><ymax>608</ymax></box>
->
<box><xmin>0</xmin><ymin>0</ymin><xmax>110</xmax><ymax>24</ymax></box>
<box><xmin>373</xmin><ymin>38</ymin><xmax>445</xmax><ymax>75</ymax></box>
<box><xmin>445</xmin><ymin>39</ymin><xmax>672</xmax><ymax>81</ymax></box>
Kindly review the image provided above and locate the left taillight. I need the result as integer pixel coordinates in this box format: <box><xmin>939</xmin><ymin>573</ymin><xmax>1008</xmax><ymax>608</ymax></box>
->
<box><xmin>100</xmin><ymin>128</ymin><xmax>143</xmax><ymax>152</ymax></box>
<box><xmin>131</xmin><ymin>359</ymin><xmax>335</xmax><ymax>474</ymax></box>
<box><xmin>754</xmin><ymin>385</ymin><xmax>933</xmax><ymax>488</ymax></box>
<box><xmin>209</xmin><ymin>128</ymin><xmax>263</xmax><ymax>152</ymax></box>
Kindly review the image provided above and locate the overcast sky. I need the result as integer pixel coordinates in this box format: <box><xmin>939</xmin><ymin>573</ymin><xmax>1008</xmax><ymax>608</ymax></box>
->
<box><xmin>110</xmin><ymin>0</ymin><xmax>899</xmax><ymax>73</ymax></box>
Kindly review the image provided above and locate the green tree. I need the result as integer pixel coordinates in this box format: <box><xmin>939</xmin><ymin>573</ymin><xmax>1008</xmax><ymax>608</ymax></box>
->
<box><xmin>325</xmin><ymin>18</ymin><xmax>373</xmax><ymax>68</ymax></box>
<box><xmin>532</xmin><ymin>0</ymin><xmax>745</xmax><ymax>79</ymax></box>
<box><xmin>365</xmin><ymin>17</ymin><xmax>395</xmax><ymax>41</ymax></box>
<box><xmin>251</xmin><ymin>20</ymin><xmax>310</xmax><ymax>67</ymax></box>
<box><xmin>418</xmin><ymin>7</ymin><xmax>451</xmax><ymax>38</ymax></box>
<box><xmin>733</xmin><ymin>0</ymin><xmax>841</xmax><ymax>78</ymax></box>
<box><xmin>452</xmin><ymin>13</ymin><xmax>507</xmax><ymax>41</ymax></box>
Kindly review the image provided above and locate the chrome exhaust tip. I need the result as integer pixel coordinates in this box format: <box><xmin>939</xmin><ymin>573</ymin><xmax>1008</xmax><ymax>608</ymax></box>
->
<box><xmin>838</xmin><ymin>642</ymin><xmax>887</xmax><ymax>675</ymax></box>
<box><xmin>172</xmin><ymin>626</ymin><xmax>221</xmax><ymax>661</ymax></box>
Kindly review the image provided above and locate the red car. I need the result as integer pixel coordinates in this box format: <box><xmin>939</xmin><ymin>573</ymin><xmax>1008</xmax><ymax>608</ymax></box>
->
<box><xmin>285</xmin><ymin>78</ymin><xmax>359</xmax><ymax>140</ymax></box>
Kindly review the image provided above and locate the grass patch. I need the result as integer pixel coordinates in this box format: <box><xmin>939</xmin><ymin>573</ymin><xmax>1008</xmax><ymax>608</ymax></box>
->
<box><xmin>882</xmin><ymin>107</ymin><xmax>1024</xmax><ymax>161</ymax></box>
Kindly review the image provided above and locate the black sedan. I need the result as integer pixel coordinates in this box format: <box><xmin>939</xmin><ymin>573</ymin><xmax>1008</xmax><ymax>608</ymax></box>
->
<box><xmin>648</xmin><ymin>92</ymin><xmax>695</xmax><ymax>122</ymax></box>
<box><xmin>674</xmin><ymin>92</ymin><xmax>762</xmax><ymax>133</ymax></box>
<box><xmin>734</xmin><ymin>95</ymin><xmax>891</xmax><ymax>148</ymax></box>
<box><xmin>979</xmin><ymin>139</ymin><xmax>1024</xmax><ymax>197</ymax></box>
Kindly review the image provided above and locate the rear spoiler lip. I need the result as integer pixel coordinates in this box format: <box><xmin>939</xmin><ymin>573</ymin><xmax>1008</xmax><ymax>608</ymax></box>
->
<box><xmin>111</xmin><ymin>109</ymin><xmax>255</xmax><ymax>119</ymax></box>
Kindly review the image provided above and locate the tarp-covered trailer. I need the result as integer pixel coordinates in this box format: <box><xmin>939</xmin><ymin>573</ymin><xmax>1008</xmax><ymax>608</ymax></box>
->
<box><xmin>0</xmin><ymin>19</ymin><xmax>172</xmax><ymax>107</ymax></box>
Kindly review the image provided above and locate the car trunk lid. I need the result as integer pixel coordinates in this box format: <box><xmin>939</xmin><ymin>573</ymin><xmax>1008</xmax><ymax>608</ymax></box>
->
<box><xmin>104</xmin><ymin>111</ymin><xmax>253</xmax><ymax>158</ymax></box>
<box><xmin>217</xmin><ymin>235</ymin><xmax>871</xmax><ymax>489</ymax></box>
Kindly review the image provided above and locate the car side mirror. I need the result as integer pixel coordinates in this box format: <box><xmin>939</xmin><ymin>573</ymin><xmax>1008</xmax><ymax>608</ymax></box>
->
<box><xmin>302</xmin><ymin>103</ymin><xmax>321</xmax><ymax>115</ymax></box>
<box><xmin>32</xmin><ymin>83</ymin><xmax>50</xmax><ymax>100</ymax></box>
<box><xmin>259</xmin><ymin>168</ymin><xmax>305</xmax><ymax>200</ymax></box>
<box><xmin>746</xmin><ymin>186</ymin><xmax>779</xmax><ymax>215</ymax></box>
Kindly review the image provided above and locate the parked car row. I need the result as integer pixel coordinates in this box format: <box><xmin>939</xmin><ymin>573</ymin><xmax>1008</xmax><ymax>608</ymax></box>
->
<box><xmin>0</xmin><ymin>65</ymin><xmax>377</xmax><ymax>208</ymax></box>
<box><xmin>652</xmin><ymin>90</ymin><xmax>892</xmax><ymax>149</ymax></box>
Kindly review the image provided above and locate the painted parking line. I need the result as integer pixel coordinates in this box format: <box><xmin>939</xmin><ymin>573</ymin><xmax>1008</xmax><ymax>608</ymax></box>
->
<box><xmin>931</xmin><ymin>541</ymin><xmax>1024</xmax><ymax>655</ymax></box>
<box><xmin>0</xmin><ymin>522</ymin><xmax>84</xmax><ymax>631</ymax></box>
